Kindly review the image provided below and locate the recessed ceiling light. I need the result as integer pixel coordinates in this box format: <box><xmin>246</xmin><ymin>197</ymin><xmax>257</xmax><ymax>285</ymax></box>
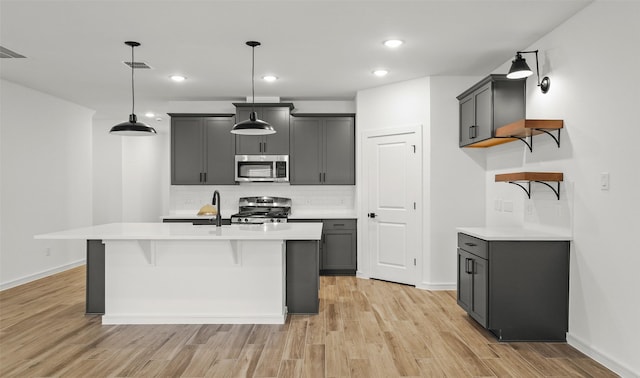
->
<box><xmin>170</xmin><ymin>75</ymin><xmax>186</xmax><ymax>82</ymax></box>
<box><xmin>383</xmin><ymin>39</ymin><xmax>404</xmax><ymax>48</ymax></box>
<box><xmin>373</xmin><ymin>69</ymin><xmax>389</xmax><ymax>77</ymax></box>
<box><xmin>144</xmin><ymin>112</ymin><xmax>155</xmax><ymax>118</ymax></box>
<box><xmin>262</xmin><ymin>75</ymin><xmax>278</xmax><ymax>82</ymax></box>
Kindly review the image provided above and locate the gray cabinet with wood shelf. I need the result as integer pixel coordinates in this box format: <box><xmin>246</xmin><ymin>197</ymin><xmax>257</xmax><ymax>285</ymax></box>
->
<box><xmin>233</xmin><ymin>103</ymin><xmax>293</xmax><ymax>155</ymax></box>
<box><xmin>457</xmin><ymin>232</ymin><xmax>569</xmax><ymax>341</ymax></box>
<box><xmin>170</xmin><ymin>114</ymin><xmax>236</xmax><ymax>185</ymax></box>
<box><xmin>457</xmin><ymin>74</ymin><xmax>526</xmax><ymax>148</ymax></box>
<box><xmin>290</xmin><ymin>114</ymin><xmax>355</xmax><ymax>185</ymax></box>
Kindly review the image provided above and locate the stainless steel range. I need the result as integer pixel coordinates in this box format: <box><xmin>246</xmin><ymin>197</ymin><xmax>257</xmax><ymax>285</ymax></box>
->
<box><xmin>230</xmin><ymin>196</ymin><xmax>291</xmax><ymax>224</ymax></box>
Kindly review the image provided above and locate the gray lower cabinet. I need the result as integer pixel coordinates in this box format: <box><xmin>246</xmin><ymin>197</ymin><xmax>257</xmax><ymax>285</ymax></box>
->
<box><xmin>457</xmin><ymin>233</ymin><xmax>570</xmax><ymax>341</ymax></box>
<box><xmin>457</xmin><ymin>74</ymin><xmax>526</xmax><ymax>147</ymax></box>
<box><xmin>170</xmin><ymin>114</ymin><xmax>236</xmax><ymax>185</ymax></box>
<box><xmin>289</xmin><ymin>219</ymin><xmax>357</xmax><ymax>275</ymax></box>
<box><xmin>234</xmin><ymin>104</ymin><xmax>293</xmax><ymax>155</ymax></box>
<box><xmin>286</xmin><ymin>240</ymin><xmax>320</xmax><ymax>314</ymax></box>
<box><xmin>290</xmin><ymin>115</ymin><xmax>355</xmax><ymax>185</ymax></box>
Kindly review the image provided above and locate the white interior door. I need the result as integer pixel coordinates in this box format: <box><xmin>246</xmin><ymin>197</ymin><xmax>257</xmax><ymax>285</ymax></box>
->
<box><xmin>366</xmin><ymin>129</ymin><xmax>420</xmax><ymax>285</ymax></box>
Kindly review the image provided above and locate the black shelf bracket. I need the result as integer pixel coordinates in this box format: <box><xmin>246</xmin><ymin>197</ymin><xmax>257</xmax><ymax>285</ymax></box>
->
<box><xmin>507</xmin><ymin>180</ymin><xmax>561</xmax><ymax>200</ymax></box>
<box><xmin>500</xmin><ymin>128</ymin><xmax>561</xmax><ymax>152</ymax></box>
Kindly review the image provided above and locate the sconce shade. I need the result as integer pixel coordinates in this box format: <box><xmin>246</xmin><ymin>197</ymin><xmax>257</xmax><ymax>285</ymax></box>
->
<box><xmin>507</xmin><ymin>54</ymin><xmax>533</xmax><ymax>79</ymax></box>
<box><xmin>230</xmin><ymin>111</ymin><xmax>275</xmax><ymax>135</ymax></box>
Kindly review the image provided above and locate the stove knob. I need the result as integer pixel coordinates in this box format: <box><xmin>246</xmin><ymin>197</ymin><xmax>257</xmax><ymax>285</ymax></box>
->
<box><xmin>244</xmin><ymin>218</ymin><xmax>248</xmax><ymax>223</ymax></box>
<box><xmin>276</xmin><ymin>219</ymin><xmax>281</xmax><ymax>223</ymax></box>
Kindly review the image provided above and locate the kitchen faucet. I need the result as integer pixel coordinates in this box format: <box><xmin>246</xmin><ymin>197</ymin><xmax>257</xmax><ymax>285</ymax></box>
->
<box><xmin>212</xmin><ymin>190</ymin><xmax>222</xmax><ymax>227</ymax></box>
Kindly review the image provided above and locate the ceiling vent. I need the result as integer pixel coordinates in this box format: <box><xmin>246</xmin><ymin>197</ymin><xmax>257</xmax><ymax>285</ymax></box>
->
<box><xmin>0</xmin><ymin>46</ymin><xmax>26</xmax><ymax>59</ymax></box>
<box><xmin>123</xmin><ymin>61</ymin><xmax>152</xmax><ymax>69</ymax></box>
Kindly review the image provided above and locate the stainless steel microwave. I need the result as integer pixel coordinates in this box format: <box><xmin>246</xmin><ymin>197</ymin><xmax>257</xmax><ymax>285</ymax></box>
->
<box><xmin>235</xmin><ymin>155</ymin><xmax>289</xmax><ymax>182</ymax></box>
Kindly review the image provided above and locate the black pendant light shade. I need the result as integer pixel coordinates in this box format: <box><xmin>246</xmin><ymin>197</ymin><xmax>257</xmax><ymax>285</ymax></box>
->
<box><xmin>231</xmin><ymin>41</ymin><xmax>276</xmax><ymax>135</ymax></box>
<box><xmin>110</xmin><ymin>41</ymin><xmax>157</xmax><ymax>136</ymax></box>
<box><xmin>506</xmin><ymin>53</ymin><xmax>533</xmax><ymax>79</ymax></box>
<box><xmin>506</xmin><ymin>49</ymin><xmax>550</xmax><ymax>94</ymax></box>
<box><xmin>231</xmin><ymin>111</ymin><xmax>275</xmax><ymax>135</ymax></box>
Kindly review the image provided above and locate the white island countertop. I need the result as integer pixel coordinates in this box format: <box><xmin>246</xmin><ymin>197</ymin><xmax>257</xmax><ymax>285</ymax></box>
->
<box><xmin>35</xmin><ymin>222</ymin><xmax>322</xmax><ymax>241</ymax></box>
<box><xmin>457</xmin><ymin>227</ymin><xmax>572</xmax><ymax>241</ymax></box>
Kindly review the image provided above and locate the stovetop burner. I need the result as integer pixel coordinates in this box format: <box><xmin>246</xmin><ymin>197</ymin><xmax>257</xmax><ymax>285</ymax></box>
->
<box><xmin>230</xmin><ymin>196</ymin><xmax>291</xmax><ymax>224</ymax></box>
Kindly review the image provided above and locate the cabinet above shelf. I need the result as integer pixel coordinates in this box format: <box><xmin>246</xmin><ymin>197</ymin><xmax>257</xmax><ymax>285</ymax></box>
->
<box><xmin>495</xmin><ymin>172</ymin><xmax>564</xmax><ymax>200</ymax></box>
<box><xmin>494</xmin><ymin>119</ymin><xmax>564</xmax><ymax>151</ymax></box>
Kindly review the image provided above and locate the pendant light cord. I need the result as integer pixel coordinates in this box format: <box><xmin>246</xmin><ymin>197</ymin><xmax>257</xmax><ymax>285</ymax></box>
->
<box><xmin>251</xmin><ymin>44</ymin><xmax>255</xmax><ymax>113</ymax></box>
<box><xmin>131</xmin><ymin>44</ymin><xmax>135</xmax><ymax>115</ymax></box>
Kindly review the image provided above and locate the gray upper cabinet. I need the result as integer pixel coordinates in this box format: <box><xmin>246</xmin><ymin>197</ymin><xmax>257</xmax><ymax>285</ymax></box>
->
<box><xmin>290</xmin><ymin>115</ymin><xmax>355</xmax><ymax>185</ymax></box>
<box><xmin>170</xmin><ymin>114</ymin><xmax>236</xmax><ymax>185</ymax></box>
<box><xmin>457</xmin><ymin>74</ymin><xmax>526</xmax><ymax>147</ymax></box>
<box><xmin>234</xmin><ymin>103</ymin><xmax>293</xmax><ymax>155</ymax></box>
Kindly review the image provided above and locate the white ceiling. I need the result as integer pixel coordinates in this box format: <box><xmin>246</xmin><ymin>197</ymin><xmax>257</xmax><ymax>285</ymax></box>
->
<box><xmin>0</xmin><ymin>0</ymin><xmax>592</xmax><ymax>119</ymax></box>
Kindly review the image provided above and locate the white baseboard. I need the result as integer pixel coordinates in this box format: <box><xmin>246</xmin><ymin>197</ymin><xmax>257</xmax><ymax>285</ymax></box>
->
<box><xmin>0</xmin><ymin>259</ymin><xmax>86</xmax><ymax>291</ymax></box>
<box><xmin>102</xmin><ymin>313</ymin><xmax>287</xmax><ymax>325</ymax></box>
<box><xmin>416</xmin><ymin>281</ymin><xmax>456</xmax><ymax>291</ymax></box>
<box><xmin>567</xmin><ymin>333</ymin><xmax>639</xmax><ymax>378</ymax></box>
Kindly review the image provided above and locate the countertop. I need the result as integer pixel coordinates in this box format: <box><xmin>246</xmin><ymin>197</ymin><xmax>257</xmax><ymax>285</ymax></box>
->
<box><xmin>457</xmin><ymin>227</ymin><xmax>572</xmax><ymax>241</ymax></box>
<box><xmin>35</xmin><ymin>222</ymin><xmax>323</xmax><ymax>241</ymax></box>
<box><xmin>288</xmin><ymin>210</ymin><xmax>357</xmax><ymax>219</ymax></box>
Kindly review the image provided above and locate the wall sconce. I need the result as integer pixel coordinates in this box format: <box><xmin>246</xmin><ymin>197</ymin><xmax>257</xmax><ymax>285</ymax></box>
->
<box><xmin>507</xmin><ymin>50</ymin><xmax>550</xmax><ymax>94</ymax></box>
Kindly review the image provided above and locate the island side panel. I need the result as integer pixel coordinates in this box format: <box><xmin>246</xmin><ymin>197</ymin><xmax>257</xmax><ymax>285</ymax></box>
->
<box><xmin>86</xmin><ymin>240</ymin><xmax>105</xmax><ymax>314</ymax></box>
<box><xmin>286</xmin><ymin>240</ymin><xmax>320</xmax><ymax>314</ymax></box>
<box><xmin>102</xmin><ymin>240</ymin><xmax>286</xmax><ymax>324</ymax></box>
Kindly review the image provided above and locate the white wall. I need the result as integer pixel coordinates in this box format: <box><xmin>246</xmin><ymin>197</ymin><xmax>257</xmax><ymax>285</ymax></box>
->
<box><xmin>0</xmin><ymin>79</ymin><xmax>94</xmax><ymax>289</ymax></box>
<box><xmin>484</xmin><ymin>2</ymin><xmax>640</xmax><ymax>376</ymax></box>
<box><xmin>355</xmin><ymin>77</ymin><xmax>486</xmax><ymax>288</ymax></box>
<box><xmin>428</xmin><ymin>76</ymin><xmax>486</xmax><ymax>287</ymax></box>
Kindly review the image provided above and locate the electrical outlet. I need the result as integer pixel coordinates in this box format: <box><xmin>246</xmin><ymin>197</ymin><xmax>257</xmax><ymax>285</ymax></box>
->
<box><xmin>45</xmin><ymin>247</ymin><xmax>51</xmax><ymax>256</ymax></box>
<box><xmin>494</xmin><ymin>199</ymin><xmax>503</xmax><ymax>211</ymax></box>
<box><xmin>503</xmin><ymin>200</ymin><xmax>514</xmax><ymax>213</ymax></box>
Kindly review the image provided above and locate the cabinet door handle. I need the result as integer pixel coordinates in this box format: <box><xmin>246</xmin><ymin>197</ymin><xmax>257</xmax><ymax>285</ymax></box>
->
<box><xmin>333</xmin><ymin>223</ymin><xmax>345</xmax><ymax>227</ymax></box>
<box><xmin>319</xmin><ymin>173</ymin><xmax>322</xmax><ymax>182</ymax></box>
<box><xmin>323</xmin><ymin>172</ymin><xmax>326</xmax><ymax>182</ymax></box>
<box><xmin>263</xmin><ymin>142</ymin><xmax>267</xmax><ymax>153</ymax></box>
<box><xmin>465</xmin><ymin>258</ymin><xmax>473</xmax><ymax>274</ymax></box>
<box><xmin>203</xmin><ymin>172</ymin><xmax>207</xmax><ymax>183</ymax></box>
<box><xmin>469</xmin><ymin>125</ymin><xmax>477</xmax><ymax>139</ymax></box>
<box><xmin>199</xmin><ymin>172</ymin><xmax>204</xmax><ymax>182</ymax></box>
<box><xmin>464</xmin><ymin>242</ymin><xmax>477</xmax><ymax>247</ymax></box>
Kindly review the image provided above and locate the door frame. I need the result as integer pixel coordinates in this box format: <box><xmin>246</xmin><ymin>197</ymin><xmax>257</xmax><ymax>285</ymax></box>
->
<box><xmin>358</xmin><ymin>124</ymin><xmax>423</xmax><ymax>286</ymax></box>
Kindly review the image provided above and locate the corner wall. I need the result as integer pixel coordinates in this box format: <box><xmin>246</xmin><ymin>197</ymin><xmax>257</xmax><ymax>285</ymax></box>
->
<box><xmin>355</xmin><ymin>76</ymin><xmax>486</xmax><ymax>288</ymax></box>
<box><xmin>485</xmin><ymin>2</ymin><xmax>640</xmax><ymax>376</ymax></box>
<box><xmin>0</xmin><ymin>80</ymin><xmax>94</xmax><ymax>289</ymax></box>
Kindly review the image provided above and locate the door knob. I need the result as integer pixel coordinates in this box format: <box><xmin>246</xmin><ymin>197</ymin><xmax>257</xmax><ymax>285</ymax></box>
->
<box><xmin>368</xmin><ymin>212</ymin><xmax>377</xmax><ymax>218</ymax></box>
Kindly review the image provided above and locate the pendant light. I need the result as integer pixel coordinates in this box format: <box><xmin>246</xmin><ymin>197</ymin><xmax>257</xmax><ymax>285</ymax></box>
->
<box><xmin>110</xmin><ymin>41</ymin><xmax>157</xmax><ymax>136</ymax></box>
<box><xmin>231</xmin><ymin>41</ymin><xmax>275</xmax><ymax>135</ymax></box>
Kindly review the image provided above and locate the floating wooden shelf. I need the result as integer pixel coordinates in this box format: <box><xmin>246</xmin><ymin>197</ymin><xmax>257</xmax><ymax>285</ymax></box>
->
<box><xmin>495</xmin><ymin>172</ymin><xmax>564</xmax><ymax>200</ymax></box>
<box><xmin>494</xmin><ymin>119</ymin><xmax>564</xmax><ymax>151</ymax></box>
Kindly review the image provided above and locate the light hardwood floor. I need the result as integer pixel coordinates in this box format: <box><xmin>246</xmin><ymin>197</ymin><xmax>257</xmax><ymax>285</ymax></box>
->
<box><xmin>0</xmin><ymin>266</ymin><xmax>617</xmax><ymax>377</ymax></box>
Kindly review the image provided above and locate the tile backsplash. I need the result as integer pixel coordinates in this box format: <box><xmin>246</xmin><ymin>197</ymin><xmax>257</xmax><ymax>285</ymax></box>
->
<box><xmin>169</xmin><ymin>184</ymin><xmax>355</xmax><ymax>216</ymax></box>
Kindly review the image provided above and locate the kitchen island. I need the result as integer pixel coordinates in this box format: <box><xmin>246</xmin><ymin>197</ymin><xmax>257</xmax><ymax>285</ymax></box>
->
<box><xmin>35</xmin><ymin>222</ymin><xmax>322</xmax><ymax>325</ymax></box>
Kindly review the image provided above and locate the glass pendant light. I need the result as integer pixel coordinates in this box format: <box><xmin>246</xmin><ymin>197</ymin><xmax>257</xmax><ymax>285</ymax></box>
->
<box><xmin>110</xmin><ymin>41</ymin><xmax>157</xmax><ymax>136</ymax></box>
<box><xmin>231</xmin><ymin>41</ymin><xmax>275</xmax><ymax>135</ymax></box>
